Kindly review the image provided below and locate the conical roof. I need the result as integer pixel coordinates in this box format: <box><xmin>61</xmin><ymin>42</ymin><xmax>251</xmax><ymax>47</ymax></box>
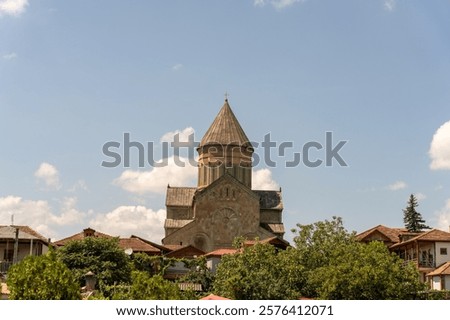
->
<box><xmin>199</xmin><ymin>99</ymin><xmax>252</xmax><ymax>148</ymax></box>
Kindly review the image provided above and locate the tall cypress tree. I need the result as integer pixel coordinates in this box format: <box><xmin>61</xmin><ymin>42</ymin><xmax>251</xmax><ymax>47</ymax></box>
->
<box><xmin>403</xmin><ymin>194</ymin><xmax>430</xmax><ymax>232</ymax></box>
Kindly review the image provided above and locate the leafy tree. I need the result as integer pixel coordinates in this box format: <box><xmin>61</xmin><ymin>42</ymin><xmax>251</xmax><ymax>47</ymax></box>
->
<box><xmin>57</xmin><ymin>237</ymin><xmax>131</xmax><ymax>293</ymax></box>
<box><xmin>291</xmin><ymin>216</ymin><xmax>424</xmax><ymax>299</ymax></box>
<box><xmin>178</xmin><ymin>256</ymin><xmax>215</xmax><ymax>296</ymax></box>
<box><xmin>308</xmin><ymin>241</ymin><xmax>424</xmax><ymax>299</ymax></box>
<box><xmin>112</xmin><ymin>271</ymin><xmax>181</xmax><ymax>300</ymax></box>
<box><xmin>7</xmin><ymin>250</ymin><xmax>80</xmax><ymax>300</ymax></box>
<box><xmin>291</xmin><ymin>216</ymin><xmax>355</xmax><ymax>297</ymax></box>
<box><xmin>213</xmin><ymin>242</ymin><xmax>303</xmax><ymax>299</ymax></box>
<box><xmin>403</xmin><ymin>194</ymin><xmax>430</xmax><ymax>232</ymax></box>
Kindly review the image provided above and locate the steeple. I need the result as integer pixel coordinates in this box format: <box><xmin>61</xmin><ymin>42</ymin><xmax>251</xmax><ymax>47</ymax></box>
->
<box><xmin>199</xmin><ymin>99</ymin><xmax>252</xmax><ymax>148</ymax></box>
<box><xmin>197</xmin><ymin>99</ymin><xmax>253</xmax><ymax>188</ymax></box>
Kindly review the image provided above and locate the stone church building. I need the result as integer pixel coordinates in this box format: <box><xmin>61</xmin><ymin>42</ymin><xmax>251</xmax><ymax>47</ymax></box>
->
<box><xmin>162</xmin><ymin>99</ymin><xmax>285</xmax><ymax>252</ymax></box>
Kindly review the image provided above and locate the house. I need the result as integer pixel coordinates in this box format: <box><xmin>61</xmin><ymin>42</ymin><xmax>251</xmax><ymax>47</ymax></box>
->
<box><xmin>163</xmin><ymin>245</ymin><xmax>206</xmax><ymax>280</ymax></box>
<box><xmin>53</xmin><ymin>227</ymin><xmax>113</xmax><ymax>246</ymax></box>
<box><xmin>388</xmin><ymin>229</ymin><xmax>450</xmax><ymax>282</ymax></box>
<box><xmin>54</xmin><ymin>228</ymin><xmax>167</xmax><ymax>256</ymax></box>
<box><xmin>204</xmin><ymin>248</ymin><xmax>237</xmax><ymax>274</ymax></box>
<box><xmin>0</xmin><ymin>225</ymin><xmax>50</xmax><ymax>274</ymax></box>
<box><xmin>427</xmin><ymin>261</ymin><xmax>450</xmax><ymax>291</ymax></box>
<box><xmin>204</xmin><ymin>237</ymin><xmax>290</xmax><ymax>274</ymax></box>
<box><xmin>356</xmin><ymin>225</ymin><xmax>408</xmax><ymax>248</ymax></box>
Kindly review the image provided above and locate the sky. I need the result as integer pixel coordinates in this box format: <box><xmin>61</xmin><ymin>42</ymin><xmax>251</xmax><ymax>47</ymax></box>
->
<box><xmin>1</xmin><ymin>0</ymin><xmax>450</xmax><ymax>245</ymax></box>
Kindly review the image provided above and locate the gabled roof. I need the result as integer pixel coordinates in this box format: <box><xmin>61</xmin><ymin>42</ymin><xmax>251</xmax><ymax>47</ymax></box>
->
<box><xmin>199</xmin><ymin>99</ymin><xmax>252</xmax><ymax>148</ymax></box>
<box><xmin>118</xmin><ymin>237</ymin><xmax>161</xmax><ymax>254</ymax></box>
<box><xmin>390</xmin><ymin>229</ymin><xmax>450</xmax><ymax>249</ymax></box>
<box><xmin>164</xmin><ymin>245</ymin><xmax>205</xmax><ymax>258</ymax></box>
<box><xmin>244</xmin><ymin>236</ymin><xmax>290</xmax><ymax>250</ymax></box>
<box><xmin>204</xmin><ymin>248</ymin><xmax>238</xmax><ymax>258</ymax></box>
<box><xmin>53</xmin><ymin>228</ymin><xmax>113</xmax><ymax>246</ymax></box>
<box><xmin>427</xmin><ymin>261</ymin><xmax>450</xmax><ymax>276</ymax></box>
<box><xmin>261</xmin><ymin>223</ymin><xmax>285</xmax><ymax>235</ymax></box>
<box><xmin>255</xmin><ymin>190</ymin><xmax>283</xmax><ymax>210</ymax></box>
<box><xmin>0</xmin><ymin>225</ymin><xmax>50</xmax><ymax>244</ymax></box>
<box><xmin>356</xmin><ymin>225</ymin><xmax>408</xmax><ymax>244</ymax></box>
<box><xmin>200</xmin><ymin>293</ymin><xmax>230</xmax><ymax>300</ymax></box>
<box><xmin>164</xmin><ymin>219</ymin><xmax>193</xmax><ymax>229</ymax></box>
<box><xmin>166</xmin><ymin>187</ymin><xmax>196</xmax><ymax>207</ymax></box>
<box><xmin>129</xmin><ymin>235</ymin><xmax>171</xmax><ymax>254</ymax></box>
<box><xmin>195</xmin><ymin>172</ymin><xmax>259</xmax><ymax>202</ymax></box>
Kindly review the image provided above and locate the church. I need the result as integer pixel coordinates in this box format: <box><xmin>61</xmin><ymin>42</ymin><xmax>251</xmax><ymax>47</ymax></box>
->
<box><xmin>162</xmin><ymin>99</ymin><xmax>285</xmax><ymax>253</ymax></box>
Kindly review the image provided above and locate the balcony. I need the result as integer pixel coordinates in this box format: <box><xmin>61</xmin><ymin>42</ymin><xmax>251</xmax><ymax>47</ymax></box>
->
<box><xmin>0</xmin><ymin>261</ymin><xmax>13</xmax><ymax>274</ymax></box>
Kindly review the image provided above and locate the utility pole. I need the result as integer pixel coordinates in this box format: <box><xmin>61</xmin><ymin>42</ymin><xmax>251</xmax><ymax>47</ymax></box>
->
<box><xmin>13</xmin><ymin>227</ymin><xmax>19</xmax><ymax>264</ymax></box>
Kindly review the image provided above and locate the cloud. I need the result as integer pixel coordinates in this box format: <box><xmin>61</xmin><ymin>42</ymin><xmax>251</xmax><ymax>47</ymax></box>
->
<box><xmin>429</xmin><ymin>120</ymin><xmax>450</xmax><ymax>170</ymax></box>
<box><xmin>2</xmin><ymin>52</ymin><xmax>17</xmax><ymax>60</ymax></box>
<box><xmin>252</xmin><ymin>168</ymin><xmax>279</xmax><ymax>190</ymax></box>
<box><xmin>160</xmin><ymin>127</ymin><xmax>195</xmax><ymax>143</ymax></box>
<box><xmin>114</xmin><ymin>156</ymin><xmax>197</xmax><ymax>194</ymax></box>
<box><xmin>90</xmin><ymin>206</ymin><xmax>166</xmax><ymax>243</ymax></box>
<box><xmin>415</xmin><ymin>192</ymin><xmax>427</xmax><ymax>201</ymax></box>
<box><xmin>437</xmin><ymin>199</ymin><xmax>450</xmax><ymax>232</ymax></box>
<box><xmin>383</xmin><ymin>0</ymin><xmax>396</xmax><ymax>12</ymax></box>
<box><xmin>34</xmin><ymin>162</ymin><xmax>61</xmax><ymax>189</ymax></box>
<box><xmin>254</xmin><ymin>0</ymin><xmax>305</xmax><ymax>9</ymax></box>
<box><xmin>68</xmin><ymin>179</ymin><xmax>88</xmax><ymax>193</ymax></box>
<box><xmin>0</xmin><ymin>0</ymin><xmax>28</xmax><ymax>16</ymax></box>
<box><xmin>386</xmin><ymin>180</ymin><xmax>407</xmax><ymax>191</ymax></box>
<box><xmin>171</xmin><ymin>63</ymin><xmax>183</xmax><ymax>71</ymax></box>
<box><xmin>0</xmin><ymin>195</ymin><xmax>86</xmax><ymax>239</ymax></box>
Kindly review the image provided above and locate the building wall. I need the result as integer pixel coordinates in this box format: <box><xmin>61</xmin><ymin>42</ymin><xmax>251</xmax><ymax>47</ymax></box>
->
<box><xmin>163</xmin><ymin>176</ymin><xmax>263</xmax><ymax>252</ymax></box>
<box><xmin>431</xmin><ymin>276</ymin><xmax>441</xmax><ymax>290</ymax></box>
<box><xmin>435</xmin><ymin>242</ymin><xmax>450</xmax><ymax>266</ymax></box>
<box><xmin>260</xmin><ymin>210</ymin><xmax>282</xmax><ymax>224</ymax></box>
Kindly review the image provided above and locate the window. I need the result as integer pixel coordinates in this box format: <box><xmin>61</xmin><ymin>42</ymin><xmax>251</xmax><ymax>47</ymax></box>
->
<box><xmin>440</xmin><ymin>248</ymin><xmax>448</xmax><ymax>255</ymax></box>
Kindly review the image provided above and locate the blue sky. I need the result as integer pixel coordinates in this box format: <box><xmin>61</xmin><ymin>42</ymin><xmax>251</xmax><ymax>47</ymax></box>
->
<box><xmin>1</xmin><ymin>0</ymin><xmax>450</xmax><ymax>244</ymax></box>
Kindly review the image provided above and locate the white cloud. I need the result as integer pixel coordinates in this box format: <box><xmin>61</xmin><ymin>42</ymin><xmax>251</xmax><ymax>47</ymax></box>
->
<box><xmin>252</xmin><ymin>168</ymin><xmax>279</xmax><ymax>190</ymax></box>
<box><xmin>387</xmin><ymin>180</ymin><xmax>407</xmax><ymax>191</ymax></box>
<box><xmin>437</xmin><ymin>199</ymin><xmax>450</xmax><ymax>232</ymax></box>
<box><xmin>254</xmin><ymin>0</ymin><xmax>304</xmax><ymax>9</ymax></box>
<box><xmin>0</xmin><ymin>195</ymin><xmax>86</xmax><ymax>239</ymax></box>
<box><xmin>0</xmin><ymin>0</ymin><xmax>28</xmax><ymax>16</ymax></box>
<box><xmin>90</xmin><ymin>206</ymin><xmax>166</xmax><ymax>243</ymax></box>
<box><xmin>429</xmin><ymin>120</ymin><xmax>450</xmax><ymax>170</ymax></box>
<box><xmin>114</xmin><ymin>156</ymin><xmax>197</xmax><ymax>194</ymax></box>
<box><xmin>254</xmin><ymin>0</ymin><xmax>267</xmax><ymax>6</ymax></box>
<box><xmin>171</xmin><ymin>63</ymin><xmax>183</xmax><ymax>71</ymax></box>
<box><xmin>160</xmin><ymin>127</ymin><xmax>195</xmax><ymax>143</ymax></box>
<box><xmin>415</xmin><ymin>192</ymin><xmax>427</xmax><ymax>201</ymax></box>
<box><xmin>2</xmin><ymin>52</ymin><xmax>17</xmax><ymax>60</ymax></box>
<box><xmin>383</xmin><ymin>0</ymin><xmax>396</xmax><ymax>12</ymax></box>
<box><xmin>34</xmin><ymin>162</ymin><xmax>61</xmax><ymax>189</ymax></box>
<box><xmin>68</xmin><ymin>179</ymin><xmax>88</xmax><ymax>193</ymax></box>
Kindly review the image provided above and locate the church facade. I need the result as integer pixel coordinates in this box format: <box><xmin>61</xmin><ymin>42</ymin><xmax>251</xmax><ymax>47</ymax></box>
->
<box><xmin>162</xmin><ymin>99</ymin><xmax>285</xmax><ymax>252</ymax></box>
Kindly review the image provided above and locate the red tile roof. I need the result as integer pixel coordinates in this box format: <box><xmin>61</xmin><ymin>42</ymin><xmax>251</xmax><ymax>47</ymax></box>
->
<box><xmin>53</xmin><ymin>228</ymin><xmax>113</xmax><ymax>246</ymax></box>
<box><xmin>390</xmin><ymin>229</ymin><xmax>450</xmax><ymax>249</ymax></box>
<box><xmin>427</xmin><ymin>261</ymin><xmax>450</xmax><ymax>276</ymax></box>
<box><xmin>204</xmin><ymin>248</ymin><xmax>237</xmax><ymax>257</ymax></box>
<box><xmin>118</xmin><ymin>237</ymin><xmax>161</xmax><ymax>254</ymax></box>
<box><xmin>200</xmin><ymin>294</ymin><xmax>230</xmax><ymax>300</ymax></box>
<box><xmin>356</xmin><ymin>225</ymin><xmax>408</xmax><ymax>245</ymax></box>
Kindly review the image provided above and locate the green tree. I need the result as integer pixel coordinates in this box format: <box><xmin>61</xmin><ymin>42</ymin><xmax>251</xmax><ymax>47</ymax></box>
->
<box><xmin>403</xmin><ymin>194</ymin><xmax>430</xmax><ymax>232</ymax></box>
<box><xmin>7</xmin><ymin>250</ymin><xmax>80</xmax><ymax>300</ymax></box>
<box><xmin>308</xmin><ymin>241</ymin><xmax>424</xmax><ymax>299</ymax></box>
<box><xmin>58</xmin><ymin>237</ymin><xmax>131</xmax><ymax>293</ymax></box>
<box><xmin>112</xmin><ymin>271</ymin><xmax>181</xmax><ymax>300</ymax></box>
<box><xmin>291</xmin><ymin>216</ymin><xmax>424</xmax><ymax>299</ymax></box>
<box><xmin>213</xmin><ymin>242</ymin><xmax>303</xmax><ymax>299</ymax></box>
